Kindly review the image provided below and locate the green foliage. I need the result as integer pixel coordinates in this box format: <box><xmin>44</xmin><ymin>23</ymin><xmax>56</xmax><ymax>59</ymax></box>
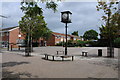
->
<box><xmin>56</xmin><ymin>42</ymin><xmax>64</xmax><ymax>46</ymax></box>
<box><xmin>99</xmin><ymin>12</ymin><xmax>120</xmax><ymax>40</ymax></box>
<box><xmin>87</xmin><ymin>39</ymin><xmax>108</xmax><ymax>47</ymax></box>
<box><xmin>83</xmin><ymin>29</ymin><xmax>98</xmax><ymax>40</ymax></box>
<box><xmin>32</xmin><ymin>42</ymin><xmax>39</xmax><ymax>47</ymax></box>
<box><xmin>77</xmin><ymin>40</ymin><xmax>85</xmax><ymax>46</ymax></box>
<box><xmin>20</xmin><ymin>2</ymin><xmax>43</xmax><ymax>17</ymax></box>
<box><xmin>56</xmin><ymin>40</ymin><xmax>94</xmax><ymax>47</ymax></box>
<box><xmin>46</xmin><ymin>1</ymin><xmax>58</xmax><ymax>12</ymax></box>
<box><xmin>19</xmin><ymin>1</ymin><xmax>57</xmax><ymax>41</ymax></box>
<box><xmin>42</xmin><ymin>28</ymin><xmax>52</xmax><ymax>40</ymax></box>
<box><xmin>97</xmin><ymin>1</ymin><xmax>120</xmax><ymax>43</ymax></box>
<box><xmin>96</xmin><ymin>2</ymin><xmax>118</xmax><ymax>21</ymax></box>
<box><xmin>114</xmin><ymin>38</ymin><xmax>120</xmax><ymax>48</ymax></box>
<box><xmin>56</xmin><ymin>40</ymin><xmax>75</xmax><ymax>47</ymax></box>
<box><xmin>71</xmin><ymin>31</ymin><xmax>79</xmax><ymax>36</ymax></box>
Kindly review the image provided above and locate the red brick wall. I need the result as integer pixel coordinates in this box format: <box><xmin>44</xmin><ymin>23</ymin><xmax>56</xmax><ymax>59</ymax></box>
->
<box><xmin>47</xmin><ymin>34</ymin><xmax>55</xmax><ymax>46</ymax></box>
<box><xmin>2</xmin><ymin>32</ymin><xmax>9</xmax><ymax>42</ymax></box>
<box><xmin>9</xmin><ymin>28</ymin><xmax>25</xmax><ymax>48</ymax></box>
<box><xmin>2</xmin><ymin>27</ymin><xmax>77</xmax><ymax>47</ymax></box>
<box><xmin>55</xmin><ymin>37</ymin><xmax>61</xmax><ymax>44</ymax></box>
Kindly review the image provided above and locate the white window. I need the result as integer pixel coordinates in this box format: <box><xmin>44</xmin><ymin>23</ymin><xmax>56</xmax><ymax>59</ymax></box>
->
<box><xmin>0</xmin><ymin>33</ymin><xmax>1</xmax><ymax>36</ymax></box>
<box><xmin>56</xmin><ymin>41</ymin><xmax>60</xmax><ymax>44</ymax></box>
<box><xmin>61</xmin><ymin>38</ymin><xmax>63</xmax><ymax>41</ymax></box>
<box><xmin>6</xmin><ymin>32</ymin><xmax>9</xmax><ymax>36</ymax></box>
<box><xmin>55</xmin><ymin>36</ymin><xmax>59</xmax><ymax>38</ymax></box>
<box><xmin>16</xmin><ymin>39</ymin><xmax>24</xmax><ymax>44</ymax></box>
<box><xmin>67</xmin><ymin>37</ymin><xmax>70</xmax><ymax>40</ymax></box>
<box><xmin>56</xmin><ymin>35</ymin><xmax>61</xmax><ymax>39</ymax></box>
<box><xmin>74</xmin><ymin>38</ymin><xmax>76</xmax><ymax>40</ymax></box>
<box><xmin>2</xmin><ymin>33</ymin><xmax>5</xmax><ymax>36</ymax></box>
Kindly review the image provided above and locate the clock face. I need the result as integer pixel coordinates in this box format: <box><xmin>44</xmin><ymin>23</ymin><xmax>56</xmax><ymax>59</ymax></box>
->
<box><xmin>62</xmin><ymin>13</ymin><xmax>67</xmax><ymax>19</ymax></box>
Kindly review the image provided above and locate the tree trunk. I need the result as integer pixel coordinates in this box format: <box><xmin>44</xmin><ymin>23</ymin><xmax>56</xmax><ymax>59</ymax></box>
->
<box><xmin>107</xmin><ymin>5</ymin><xmax>114</xmax><ymax>58</ymax></box>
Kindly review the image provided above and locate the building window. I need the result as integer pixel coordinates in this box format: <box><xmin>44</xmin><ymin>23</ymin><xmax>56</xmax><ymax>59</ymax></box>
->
<box><xmin>61</xmin><ymin>38</ymin><xmax>63</xmax><ymax>41</ymax></box>
<box><xmin>55</xmin><ymin>35</ymin><xmax>61</xmax><ymax>39</ymax></box>
<box><xmin>67</xmin><ymin>37</ymin><xmax>70</xmax><ymax>40</ymax></box>
<box><xmin>74</xmin><ymin>38</ymin><xmax>76</xmax><ymax>40</ymax></box>
<box><xmin>6</xmin><ymin>32</ymin><xmax>9</xmax><ymax>36</ymax></box>
<box><xmin>0</xmin><ymin>33</ymin><xmax>1</xmax><ymax>36</ymax></box>
<box><xmin>1</xmin><ymin>33</ymin><xmax>4</xmax><ymax>36</ymax></box>
<box><xmin>56</xmin><ymin>41</ymin><xmax>60</xmax><ymax>44</ymax></box>
<box><xmin>16</xmin><ymin>39</ymin><xmax>24</xmax><ymax>44</ymax></box>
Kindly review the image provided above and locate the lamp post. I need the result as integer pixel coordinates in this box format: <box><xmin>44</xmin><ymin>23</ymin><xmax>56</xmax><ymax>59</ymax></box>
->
<box><xmin>61</xmin><ymin>11</ymin><xmax>72</xmax><ymax>55</ymax></box>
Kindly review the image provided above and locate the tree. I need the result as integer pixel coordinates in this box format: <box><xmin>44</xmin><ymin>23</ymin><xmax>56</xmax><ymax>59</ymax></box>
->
<box><xmin>19</xmin><ymin>1</ymin><xmax>57</xmax><ymax>56</ymax></box>
<box><xmin>83</xmin><ymin>29</ymin><xmax>98</xmax><ymax>40</ymax></box>
<box><xmin>98</xmin><ymin>10</ymin><xmax>120</xmax><ymax>40</ymax></box>
<box><xmin>71</xmin><ymin>31</ymin><xmax>79</xmax><ymax>36</ymax></box>
<box><xmin>114</xmin><ymin>37</ymin><xmax>120</xmax><ymax>48</ymax></box>
<box><xmin>96</xmin><ymin>1</ymin><xmax>120</xmax><ymax>57</ymax></box>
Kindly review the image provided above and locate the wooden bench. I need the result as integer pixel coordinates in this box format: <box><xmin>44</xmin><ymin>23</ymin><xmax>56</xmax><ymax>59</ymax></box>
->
<box><xmin>82</xmin><ymin>51</ymin><xmax>88</xmax><ymax>57</ymax></box>
<box><xmin>43</xmin><ymin>54</ymin><xmax>74</xmax><ymax>61</ymax></box>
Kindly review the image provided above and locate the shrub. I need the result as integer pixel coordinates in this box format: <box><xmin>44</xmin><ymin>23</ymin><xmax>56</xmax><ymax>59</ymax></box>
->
<box><xmin>91</xmin><ymin>39</ymin><xmax>109</xmax><ymax>47</ymax></box>
<box><xmin>114</xmin><ymin>38</ymin><xmax>120</xmax><ymax>48</ymax></box>
<box><xmin>32</xmin><ymin>42</ymin><xmax>39</xmax><ymax>47</ymax></box>
<box><xmin>56</xmin><ymin>42</ymin><xmax>64</xmax><ymax>46</ymax></box>
<box><xmin>77</xmin><ymin>40</ymin><xmax>92</xmax><ymax>47</ymax></box>
<box><xmin>55</xmin><ymin>40</ymin><xmax>98</xmax><ymax>47</ymax></box>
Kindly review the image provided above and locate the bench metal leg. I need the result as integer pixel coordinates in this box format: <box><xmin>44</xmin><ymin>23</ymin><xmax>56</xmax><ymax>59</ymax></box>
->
<box><xmin>46</xmin><ymin>55</ymin><xmax>48</xmax><ymax>60</ymax></box>
<box><xmin>62</xmin><ymin>57</ymin><xmax>64</xmax><ymax>61</ymax></box>
<box><xmin>72</xmin><ymin>56</ymin><xmax>74</xmax><ymax>61</ymax></box>
<box><xmin>52</xmin><ymin>56</ymin><xmax>54</xmax><ymax>61</ymax></box>
<box><xmin>45</xmin><ymin>55</ymin><xmax>46</xmax><ymax>59</ymax></box>
<box><xmin>45</xmin><ymin>55</ymin><xmax>48</xmax><ymax>59</ymax></box>
<box><xmin>82</xmin><ymin>52</ymin><xmax>84</xmax><ymax>56</ymax></box>
<box><xmin>85</xmin><ymin>53</ymin><xmax>87</xmax><ymax>57</ymax></box>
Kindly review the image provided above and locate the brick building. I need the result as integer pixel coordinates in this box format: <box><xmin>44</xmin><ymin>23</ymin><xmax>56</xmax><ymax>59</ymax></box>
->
<box><xmin>0</xmin><ymin>26</ymin><xmax>25</xmax><ymax>48</ymax></box>
<box><xmin>1</xmin><ymin>26</ymin><xmax>81</xmax><ymax>47</ymax></box>
<box><xmin>47</xmin><ymin>32</ymin><xmax>81</xmax><ymax>46</ymax></box>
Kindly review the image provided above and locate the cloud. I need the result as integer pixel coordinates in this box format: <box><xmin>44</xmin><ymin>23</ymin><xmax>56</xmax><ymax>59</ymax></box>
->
<box><xmin>2</xmin><ymin>2</ymin><xmax>104</xmax><ymax>36</ymax></box>
<box><xmin>43</xmin><ymin>2</ymin><xmax>102</xmax><ymax>35</ymax></box>
<box><xmin>0</xmin><ymin>2</ymin><xmax>2</xmax><ymax>27</ymax></box>
<box><xmin>2</xmin><ymin>2</ymin><xmax>23</xmax><ymax>27</ymax></box>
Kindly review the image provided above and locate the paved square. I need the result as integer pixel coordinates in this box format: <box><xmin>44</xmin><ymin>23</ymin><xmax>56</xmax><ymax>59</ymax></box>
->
<box><xmin>1</xmin><ymin>47</ymin><xmax>119</xmax><ymax>78</ymax></box>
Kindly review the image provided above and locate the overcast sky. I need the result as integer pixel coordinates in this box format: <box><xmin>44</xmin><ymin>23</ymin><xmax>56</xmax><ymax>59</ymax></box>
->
<box><xmin>2</xmin><ymin>2</ymin><xmax>104</xmax><ymax>36</ymax></box>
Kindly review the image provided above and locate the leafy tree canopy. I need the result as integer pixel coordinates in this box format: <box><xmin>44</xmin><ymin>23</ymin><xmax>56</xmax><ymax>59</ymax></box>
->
<box><xmin>71</xmin><ymin>31</ymin><xmax>79</xmax><ymax>36</ymax></box>
<box><xmin>83</xmin><ymin>29</ymin><xmax>98</xmax><ymax>40</ymax></box>
<box><xmin>19</xmin><ymin>0</ymin><xmax>57</xmax><ymax>41</ymax></box>
<box><xmin>96</xmin><ymin>1</ymin><xmax>120</xmax><ymax>40</ymax></box>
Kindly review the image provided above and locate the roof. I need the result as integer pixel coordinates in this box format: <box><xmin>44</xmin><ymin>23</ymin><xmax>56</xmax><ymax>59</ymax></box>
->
<box><xmin>68</xmin><ymin>35</ymin><xmax>79</xmax><ymax>38</ymax></box>
<box><xmin>1</xmin><ymin>27</ymin><xmax>81</xmax><ymax>39</ymax></box>
<box><xmin>1</xmin><ymin>26</ymin><xmax>19</xmax><ymax>32</ymax></box>
<box><xmin>52</xmin><ymin>32</ymin><xmax>67</xmax><ymax>36</ymax></box>
<box><xmin>2</xmin><ymin>26</ymin><xmax>18</xmax><ymax>31</ymax></box>
<box><xmin>52</xmin><ymin>32</ymin><xmax>80</xmax><ymax>38</ymax></box>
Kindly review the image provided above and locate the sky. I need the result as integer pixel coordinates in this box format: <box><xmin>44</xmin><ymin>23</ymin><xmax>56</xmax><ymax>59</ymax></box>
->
<box><xmin>1</xmin><ymin>2</ymin><xmax>105</xmax><ymax>36</ymax></box>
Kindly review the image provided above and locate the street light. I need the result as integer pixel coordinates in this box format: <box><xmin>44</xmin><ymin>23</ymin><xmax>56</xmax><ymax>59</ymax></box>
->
<box><xmin>61</xmin><ymin>11</ymin><xmax>72</xmax><ymax>55</ymax></box>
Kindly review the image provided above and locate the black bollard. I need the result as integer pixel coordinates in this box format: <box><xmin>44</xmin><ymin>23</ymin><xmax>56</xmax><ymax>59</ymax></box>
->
<box><xmin>98</xmin><ymin>49</ymin><xmax>102</xmax><ymax>57</ymax></box>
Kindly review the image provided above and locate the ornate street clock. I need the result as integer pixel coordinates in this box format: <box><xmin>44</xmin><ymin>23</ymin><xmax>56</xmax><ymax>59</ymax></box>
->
<box><xmin>61</xmin><ymin>11</ymin><xmax>72</xmax><ymax>23</ymax></box>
